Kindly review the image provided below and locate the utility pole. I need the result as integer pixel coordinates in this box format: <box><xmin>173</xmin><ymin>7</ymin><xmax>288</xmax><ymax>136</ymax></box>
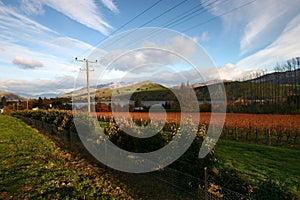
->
<box><xmin>75</xmin><ymin>58</ymin><xmax>97</xmax><ymax>113</ymax></box>
<box><xmin>26</xmin><ymin>98</ymin><xmax>29</xmax><ymax>110</ymax></box>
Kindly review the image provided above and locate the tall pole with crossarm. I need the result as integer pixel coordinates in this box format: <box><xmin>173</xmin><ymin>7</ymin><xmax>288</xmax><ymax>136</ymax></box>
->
<box><xmin>75</xmin><ymin>58</ymin><xmax>97</xmax><ymax>113</ymax></box>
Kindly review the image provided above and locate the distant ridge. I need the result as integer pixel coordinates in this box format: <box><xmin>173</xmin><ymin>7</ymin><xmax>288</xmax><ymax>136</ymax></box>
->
<box><xmin>0</xmin><ymin>91</ymin><xmax>26</xmax><ymax>100</ymax></box>
<box><xmin>192</xmin><ymin>79</ymin><xmax>232</xmax><ymax>88</ymax></box>
<box><xmin>247</xmin><ymin>69</ymin><xmax>300</xmax><ymax>84</ymax></box>
<box><xmin>60</xmin><ymin>81</ymin><xmax>169</xmax><ymax>101</ymax></box>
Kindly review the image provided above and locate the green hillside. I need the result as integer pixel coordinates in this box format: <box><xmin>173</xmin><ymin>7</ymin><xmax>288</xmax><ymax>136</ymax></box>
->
<box><xmin>0</xmin><ymin>91</ymin><xmax>25</xmax><ymax>101</ymax></box>
<box><xmin>70</xmin><ymin>81</ymin><xmax>171</xmax><ymax>101</ymax></box>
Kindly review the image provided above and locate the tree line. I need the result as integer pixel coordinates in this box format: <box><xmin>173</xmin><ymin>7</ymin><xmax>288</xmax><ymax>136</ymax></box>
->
<box><xmin>195</xmin><ymin>57</ymin><xmax>300</xmax><ymax>114</ymax></box>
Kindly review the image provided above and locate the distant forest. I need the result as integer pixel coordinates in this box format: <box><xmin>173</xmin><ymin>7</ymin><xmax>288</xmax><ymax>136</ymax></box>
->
<box><xmin>195</xmin><ymin>57</ymin><xmax>300</xmax><ymax>114</ymax></box>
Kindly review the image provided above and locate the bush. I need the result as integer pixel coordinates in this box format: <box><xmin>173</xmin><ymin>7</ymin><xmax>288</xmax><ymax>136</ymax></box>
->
<box><xmin>12</xmin><ymin>110</ymin><xmax>75</xmax><ymax>132</ymax></box>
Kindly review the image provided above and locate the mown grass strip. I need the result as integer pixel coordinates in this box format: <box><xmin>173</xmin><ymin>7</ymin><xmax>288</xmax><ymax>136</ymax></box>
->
<box><xmin>215</xmin><ymin>139</ymin><xmax>300</xmax><ymax>196</ymax></box>
<box><xmin>0</xmin><ymin>114</ymin><xmax>135</xmax><ymax>199</ymax></box>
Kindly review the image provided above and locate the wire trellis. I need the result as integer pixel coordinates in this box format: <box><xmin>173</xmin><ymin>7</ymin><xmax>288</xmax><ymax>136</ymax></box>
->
<box><xmin>15</xmin><ymin>115</ymin><xmax>250</xmax><ymax>200</ymax></box>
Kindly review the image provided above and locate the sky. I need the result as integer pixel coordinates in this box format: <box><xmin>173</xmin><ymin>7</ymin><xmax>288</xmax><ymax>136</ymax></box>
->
<box><xmin>0</xmin><ymin>0</ymin><xmax>300</xmax><ymax>97</ymax></box>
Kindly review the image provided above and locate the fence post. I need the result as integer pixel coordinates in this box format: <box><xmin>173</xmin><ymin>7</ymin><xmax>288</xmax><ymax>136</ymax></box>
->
<box><xmin>204</xmin><ymin>167</ymin><xmax>208</xmax><ymax>200</ymax></box>
<box><xmin>267</xmin><ymin>129</ymin><xmax>271</xmax><ymax>145</ymax></box>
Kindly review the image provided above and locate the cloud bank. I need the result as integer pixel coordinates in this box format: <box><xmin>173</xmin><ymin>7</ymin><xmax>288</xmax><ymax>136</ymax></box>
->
<box><xmin>12</xmin><ymin>56</ymin><xmax>44</xmax><ymax>69</ymax></box>
<box><xmin>101</xmin><ymin>0</ymin><xmax>120</xmax><ymax>13</ymax></box>
<box><xmin>203</xmin><ymin>0</ymin><xmax>300</xmax><ymax>55</ymax></box>
<box><xmin>236</xmin><ymin>13</ymin><xmax>300</xmax><ymax>71</ymax></box>
<box><xmin>203</xmin><ymin>0</ymin><xmax>300</xmax><ymax>78</ymax></box>
<box><xmin>19</xmin><ymin>0</ymin><xmax>119</xmax><ymax>35</ymax></box>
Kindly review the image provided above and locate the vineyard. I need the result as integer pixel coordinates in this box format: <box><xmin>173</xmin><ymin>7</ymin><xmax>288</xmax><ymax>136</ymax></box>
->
<box><xmin>11</xmin><ymin>110</ymin><xmax>300</xmax><ymax>199</ymax></box>
<box><xmin>96</xmin><ymin>112</ymin><xmax>300</xmax><ymax>148</ymax></box>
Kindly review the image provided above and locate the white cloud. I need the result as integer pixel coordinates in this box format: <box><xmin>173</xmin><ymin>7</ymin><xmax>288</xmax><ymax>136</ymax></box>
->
<box><xmin>203</xmin><ymin>0</ymin><xmax>300</xmax><ymax>55</ymax></box>
<box><xmin>20</xmin><ymin>0</ymin><xmax>44</xmax><ymax>15</ymax></box>
<box><xmin>166</xmin><ymin>36</ymin><xmax>197</xmax><ymax>56</ymax></box>
<box><xmin>216</xmin><ymin>63</ymin><xmax>242</xmax><ymax>80</ymax></box>
<box><xmin>200</xmin><ymin>31</ymin><xmax>210</xmax><ymax>42</ymax></box>
<box><xmin>97</xmin><ymin>67</ymin><xmax>202</xmax><ymax>87</ymax></box>
<box><xmin>0</xmin><ymin>1</ymin><xmax>57</xmax><ymax>41</ymax></box>
<box><xmin>101</xmin><ymin>0</ymin><xmax>119</xmax><ymax>13</ymax></box>
<box><xmin>0</xmin><ymin>76</ymin><xmax>77</xmax><ymax>97</ymax></box>
<box><xmin>19</xmin><ymin>0</ymin><xmax>116</xmax><ymax>35</ymax></box>
<box><xmin>191</xmin><ymin>37</ymin><xmax>199</xmax><ymax>43</ymax></box>
<box><xmin>201</xmin><ymin>0</ymin><xmax>300</xmax><ymax>79</ymax></box>
<box><xmin>0</xmin><ymin>10</ymin><xmax>90</xmax><ymax>96</ymax></box>
<box><xmin>0</xmin><ymin>3</ymin><xmax>93</xmax><ymax>80</ymax></box>
<box><xmin>236</xmin><ymin>13</ymin><xmax>300</xmax><ymax>72</ymax></box>
<box><xmin>45</xmin><ymin>0</ymin><xmax>113</xmax><ymax>35</ymax></box>
<box><xmin>0</xmin><ymin>2</ymin><xmax>57</xmax><ymax>56</ymax></box>
<box><xmin>214</xmin><ymin>11</ymin><xmax>300</xmax><ymax>81</ymax></box>
<box><xmin>0</xmin><ymin>37</ymin><xmax>83</xmax><ymax>79</ymax></box>
<box><xmin>12</xmin><ymin>56</ymin><xmax>44</xmax><ymax>69</ymax></box>
<box><xmin>48</xmin><ymin>37</ymin><xmax>93</xmax><ymax>57</ymax></box>
<box><xmin>97</xmin><ymin>36</ymin><xmax>198</xmax><ymax>72</ymax></box>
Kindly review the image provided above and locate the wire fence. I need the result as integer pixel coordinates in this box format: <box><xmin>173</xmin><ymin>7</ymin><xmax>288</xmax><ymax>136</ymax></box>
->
<box><xmin>15</xmin><ymin>115</ymin><xmax>250</xmax><ymax>200</ymax></box>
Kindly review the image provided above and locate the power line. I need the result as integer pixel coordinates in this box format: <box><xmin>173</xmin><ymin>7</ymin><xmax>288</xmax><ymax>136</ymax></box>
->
<box><xmin>166</xmin><ymin>0</ymin><xmax>228</xmax><ymax>29</ymax></box>
<box><xmin>122</xmin><ymin>0</ymin><xmax>210</xmax><ymax>46</ymax></box>
<box><xmin>75</xmin><ymin>0</ymin><xmax>257</xmax><ymax>59</ymax></box>
<box><xmin>115</xmin><ymin>0</ymin><xmax>230</xmax><ymax>50</ymax></box>
<box><xmin>76</xmin><ymin>0</ymin><xmax>163</xmax><ymax>58</ymax></box>
<box><xmin>100</xmin><ymin>0</ymin><xmax>191</xmax><ymax>50</ymax></box>
<box><xmin>74</xmin><ymin>0</ymin><xmax>257</xmax><ymax>92</ymax></box>
<box><xmin>119</xmin><ymin>0</ymin><xmax>256</xmax><ymax>51</ymax></box>
<box><xmin>78</xmin><ymin>0</ymin><xmax>228</xmax><ymax>57</ymax></box>
<box><xmin>183</xmin><ymin>0</ymin><xmax>257</xmax><ymax>33</ymax></box>
<box><xmin>115</xmin><ymin>0</ymin><xmax>163</xmax><ymax>32</ymax></box>
<box><xmin>49</xmin><ymin>0</ymin><xmax>257</xmax><ymax>111</ymax></box>
<box><xmin>161</xmin><ymin>0</ymin><xmax>213</xmax><ymax>28</ymax></box>
<box><xmin>138</xmin><ymin>0</ymin><xmax>190</xmax><ymax>27</ymax></box>
<box><xmin>72</xmin><ymin>2</ymin><xmax>166</xmax><ymax>110</ymax></box>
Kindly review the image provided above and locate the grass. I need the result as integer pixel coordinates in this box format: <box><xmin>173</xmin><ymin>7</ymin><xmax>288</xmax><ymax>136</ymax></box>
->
<box><xmin>215</xmin><ymin>139</ymin><xmax>300</xmax><ymax>196</ymax></box>
<box><xmin>0</xmin><ymin>114</ymin><xmax>135</xmax><ymax>199</ymax></box>
<box><xmin>85</xmin><ymin>81</ymin><xmax>170</xmax><ymax>101</ymax></box>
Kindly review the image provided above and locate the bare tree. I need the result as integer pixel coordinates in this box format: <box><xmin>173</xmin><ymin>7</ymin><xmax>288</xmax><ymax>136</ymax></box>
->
<box><xmin>295</xmin><ymin>57</ymin><xmax>300</xmax><ymax>106</ymax></box>
<box><xmin>274</xmin><ymin>63</ymin><xmax>281</xmax><ymax>112</ymax></box>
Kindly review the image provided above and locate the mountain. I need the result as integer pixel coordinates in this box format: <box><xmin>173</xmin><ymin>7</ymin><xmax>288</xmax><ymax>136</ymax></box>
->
<box><xmin>0</xmin><ymin>91</ymin><xmax>26</xmax><ymax>101</ymax></box>
<box><xmin>92</xmin><ymin>81</ymin><xmax>133</xmax><ymax>89</ymax></box>
<box><xmin>59</xmin><ymin>87</ymin><xmax>98</xmax><ymax>99</ymax></box>
<box><xmin>60</xmin><ymin>81</ymin><xmax>171</xmax><ymax>101</ymax></box>
<box><xmin>31</xmin><ymin>93</ymin><xmax>63</xmax><ymax>98</ymax></box>
<box><xmin>248</xmin><ymin>69</ymin><xmax>300</xmax><ymax>84</ymax></box>
<box><xmin>60</xmin><ymin>81</ymin><xmax>135</xmax><ymax>99</ymax></box>
<box><xmin>113</xmin><ymin>81</ymin><xmax>173</xmax><ymax>101</ymax></box>
<box><xmin>62</xmin><ymin>80</ymin><xmax>231</xmax><ymax>102</ymax></box>
<box><xmin>192</xmin><ymin>79</ymin><xmax>232</xmax><ymax>88</ymax></box>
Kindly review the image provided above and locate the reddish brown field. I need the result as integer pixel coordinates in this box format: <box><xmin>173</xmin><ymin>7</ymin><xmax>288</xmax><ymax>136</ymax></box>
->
<box><xmin>222</xmin><ymin>113</ymin><xmax>300</xmax><ymax>132</ymax></box>
<box><xmin>95</xmin><ymin>112</ymin><xmax>300</xmax><ymax>132</ymax></box>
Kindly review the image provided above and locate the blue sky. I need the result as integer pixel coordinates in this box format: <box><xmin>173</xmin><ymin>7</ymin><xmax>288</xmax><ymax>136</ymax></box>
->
<box><xmin>0</xmin><ymin>0</ymin><xmax>300</xmax><ymax>96</ymax></box>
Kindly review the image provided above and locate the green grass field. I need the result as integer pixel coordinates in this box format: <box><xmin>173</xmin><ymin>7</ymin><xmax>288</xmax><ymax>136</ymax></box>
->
<box><xmin>0</xmin><ymin>114</ymin><xmax>135</xmax><ymax>199</ymax></box>
<box><xmin>215</xmin><ymin>139</ymin><xmax>300</xmax><ymax>196</ymax></box>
